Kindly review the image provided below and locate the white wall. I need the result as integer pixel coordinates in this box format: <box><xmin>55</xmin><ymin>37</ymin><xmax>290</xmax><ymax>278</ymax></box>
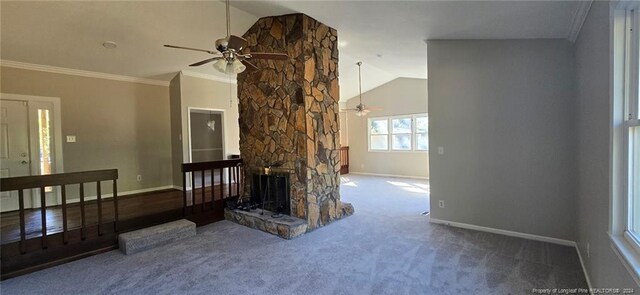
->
<box><xmin>345</xmin><ymin>78</ymin><xmax>428</xmax><ymax>178</ymax></box>
<box><xmin>574</xmin><ymin>1</ymin><xmax>636</xmax><ymax>288</ymax></box>
<box><xmin>427</xmin><ymin>40</ymin><xmax>577</xmax><ymax>240</ymax></box>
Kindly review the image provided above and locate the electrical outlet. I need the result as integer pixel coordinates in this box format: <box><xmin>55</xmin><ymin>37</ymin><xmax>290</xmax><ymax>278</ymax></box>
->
<box><xmin>66</xmin><ymin>135</ymin><xmax>76</xmax><ymax>143</ymax></box>
<box><xmin>136</xmin><ymin>175</ymin><xmax>142</xmax><ymax>182</ymax></box>
<box><xmin>586</xmin><ymin>243</ymin><xmax>590</xmax><ymax>258</ymax></box>
<box><xmin>438</xmin><ymin>200</ymin><xmax>445</xmax><ymax>208</ymax></box>
<box><xmin>360</xmin><ymin>164</ymin><xmax>365</xmax><ymax>169</ymax></box>
<box><xmin>438</xmin><ymin>146</ymin><xmax>444</xmax><ymax>155</ymax></box>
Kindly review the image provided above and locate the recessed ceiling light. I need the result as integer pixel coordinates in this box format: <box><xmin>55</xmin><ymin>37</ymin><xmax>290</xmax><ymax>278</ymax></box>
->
<box><xmin>102</xmin><ymin>41</ymin><xmax>117</xmax><ymax>49</ymax></box>
<box><xmin>338</xmin><ymin>41</ymin><xmax>348</xmax><ymax>47</ymax></box>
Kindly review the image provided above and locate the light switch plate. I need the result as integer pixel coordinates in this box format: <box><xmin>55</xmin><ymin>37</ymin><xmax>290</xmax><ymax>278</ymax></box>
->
<box><xmin>66</xmin><ymin>135</ymin><xmax>76</xmax><ymax>143</ymax></box>
<box><xmin>438</xmin><ymin>147</ymin><xmax>444</xmax><ymax>155</ymax></box>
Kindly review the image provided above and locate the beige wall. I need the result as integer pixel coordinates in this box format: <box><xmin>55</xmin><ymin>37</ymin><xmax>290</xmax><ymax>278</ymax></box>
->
<box><xmin>1</xmin><ymin>66</ymin><xmax>173</xmax><ymax>195</ymax></box>
<box><xmin>179</xmin><ymin>73</ymin><xmax>240</xmax><ymax>160</ymax></box>
<box><xmin>169</xmin><ymin>73</ymin><xmax>183</xmax><ymax>186</ymax></box>
<box><xmin>574</xmin><ymin>2</ymin><xmax>636</xmax><ymax>288</ymax></box>
<box><xmin>168</xmin><ymin>73</ymin><xmax>240</xmax><ymax>185</ymax></box>
<box><xmin>345</xmin><ymin>78</ymin><xmax>428</xmax><ymax>178</ymax></box>
<box><xmin>339</xmin><ymin>112</ymin><xmax>348</xmax><ymax>146</ymax></box>
<box><xmin>427</xmin><ymin>39</ymin><xmax>577</xmax><ymax>240</ymax></box>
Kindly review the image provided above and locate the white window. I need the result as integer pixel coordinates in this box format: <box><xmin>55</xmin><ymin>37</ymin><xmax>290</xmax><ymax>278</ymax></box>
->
<box><xmin>415</xmin><ymin>115</ymin><xmax>429</xmax><ymax>151</ymax></box>
<box><xmin>612</xmin><ymin>6</ymin><xmax>640</xmax><ymax>283</ymax></box>
<box><xmin>368</xmin><ymin>114</ymin><xmax>428</xmax><ymax>152</ymax></box>
<box><xmin>624</xmin><ymin>9</ymin><xmax>640</xmax><ymax>252</ymax></box>
<box><xmin>369</xmin><ymin>118</ymin><xmax>388</xmax><ymax>151</ymax></box>
<box><xmin>391</xmin><ymin>117</ymin><xmax>412</xmax><ymax>150</ymax></box>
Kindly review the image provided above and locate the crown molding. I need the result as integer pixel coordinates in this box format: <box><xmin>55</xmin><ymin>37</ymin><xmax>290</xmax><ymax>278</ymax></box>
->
<box><xmin>180</xmin><ymin>70</ymin><xmax>237</xmax><ymax>84</ymax></box>
<box><xmin>0</xmin><ymin>60</ymin><xmax>170</xmax><ymax>87</ymax></box>
<box><xmin>567</xmin><ymin>0</ymin><xmax>593</xmax><ymax>43</ymax></box>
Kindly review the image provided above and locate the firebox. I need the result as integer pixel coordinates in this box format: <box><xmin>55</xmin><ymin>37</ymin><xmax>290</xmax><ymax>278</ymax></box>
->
<box><xmin>250</xmin><ymin>169</ymin><xmax>291</xmax><ymax>217</ymax></box>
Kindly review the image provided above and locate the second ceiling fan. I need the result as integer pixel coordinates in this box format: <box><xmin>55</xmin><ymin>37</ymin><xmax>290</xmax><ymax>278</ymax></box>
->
<box><xmin>343</xmin><ymin>61</ymin><xmax>383</xmax><ymax>116</ymax></box>
<box><xmin>164</xmin><ymin>0</ymin><xmax>289</xmax><ymax>74</ymax></box>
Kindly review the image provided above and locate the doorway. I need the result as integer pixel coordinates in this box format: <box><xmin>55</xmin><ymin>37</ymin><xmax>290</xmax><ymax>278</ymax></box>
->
<box><xmin>188</xmin><ymin>108</ymin><xmax>225</xmax><ymax>188</ymax></box>
<box><xmin>0</xmin><ymin>94</ymin><xmax>64</xmax><ymax>212</ymax></box>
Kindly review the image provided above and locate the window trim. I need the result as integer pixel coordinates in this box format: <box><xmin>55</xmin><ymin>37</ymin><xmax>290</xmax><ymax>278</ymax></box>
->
<box><xmin>611</xmin><ymin>4</ymin><xmax>640</xmax><ymax>286</ymax></box>
<box><xmin>367</xmin><ymin>113</ymin><xmax>428</xmax><ymax>153</ymax></box>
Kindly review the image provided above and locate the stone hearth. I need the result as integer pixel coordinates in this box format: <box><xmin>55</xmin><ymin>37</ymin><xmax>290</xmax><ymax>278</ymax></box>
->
<box><xmin>233</xmin><ymin>13</ymin><xmax>353</xmax><ymax>237</ymax></box>
<box><xmin>224</xmin><ymin>209</ymin><xmax>307</xmax><ymax>240</ymax></box>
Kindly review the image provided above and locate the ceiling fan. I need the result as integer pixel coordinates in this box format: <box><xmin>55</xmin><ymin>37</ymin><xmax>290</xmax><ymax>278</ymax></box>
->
<box><xmin>164</xmin><ymin>0</ymin><xmax>289</xmax><ymax>75</ymax></box>
<box><xmin>342</xmin><ymin>61</ymin><xmax>383</xmax><ymax>116</ymax></box>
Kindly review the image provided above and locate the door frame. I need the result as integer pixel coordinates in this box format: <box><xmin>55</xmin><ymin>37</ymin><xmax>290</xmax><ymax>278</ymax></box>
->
<box><xmin>1</xmin><ymin>93</ymin><xmax>64</xmax><ymax>205</ymax></box>
<box><xmin>186</xmin><ymin>107</ymin><xmax>226</xmax><ymax>189</ymax></box>
<box><xmin>186</xmin><ymin>107</ymin><xmax>226</xmax><ymax>163</ymax></box>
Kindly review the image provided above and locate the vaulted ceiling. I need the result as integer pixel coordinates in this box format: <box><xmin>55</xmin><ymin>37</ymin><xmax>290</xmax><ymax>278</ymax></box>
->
<box><xmin>1</xmin><ymin>1</ymin><xmax>586</xmax><ymax>101</ymax></box>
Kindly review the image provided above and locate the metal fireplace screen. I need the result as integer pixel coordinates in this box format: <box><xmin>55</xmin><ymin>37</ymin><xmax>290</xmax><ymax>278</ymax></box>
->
<box><xmin>251</xmin><ymin>172</ymin><xmax>291</xmax><ymax>216</ymax></box>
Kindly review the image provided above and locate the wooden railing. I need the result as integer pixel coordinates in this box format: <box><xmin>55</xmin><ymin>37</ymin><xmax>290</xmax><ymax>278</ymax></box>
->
<box><xmin>0</xmin><ymin>160</ymin><xmax>244</xmax><ymax>279</ymax></box>
<box><xmin>340</xmin><ymin>146</ymin><xmax>349</xmax><ymax>174</ymax></box>
<box><xmin>0</xmin><ymin>169</ymin><xmax>119</xmax><ymax>279</ymax></box>
<box><xmin>181</xmin><ymin>158</ymin><xmax>243</xmax><ymax>225</ymax></box>
<box><xmin>0</xmin><ymin>170</ymin><xmax>119</xmax><ymax>254</ymax></box>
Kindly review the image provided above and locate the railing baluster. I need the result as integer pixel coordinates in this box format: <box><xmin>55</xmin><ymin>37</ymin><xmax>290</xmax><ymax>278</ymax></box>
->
<box><xmin>113</xmin><ymin>180</ymin><xmax>119</xmax><ymax>232</ymax></box>
<box><xmin>61</xmin><ymin>185</ymin><xmax>68</xmax><ymax>244</ymax></box>
<box><xmin>182</xmin><ymin>170</ymin><xmax>187</xmax><ymax>216</ymax></box>
<box><xmin>79</xmin><ymin>183</ymin><xmax>86</xmax><ymax>240</ymax></box>
<box><xmin>235</xmin><ymin>165</ymin><xmax>240</xmax><ymax>197</ymax></box>
<box><xmin>228</xmin><ymin>167</ymin><xmax>232</xmax><ymax>198</ymax></box>
<box><xmin>40</xmin><ymin>187</ymin><xmax>47</xmax><ymax>249</ymax></box>
<box><xmin>201</xmin><ymin>170</ymin><xmax>205</xmax><ymax>212</ymax></box>
<box><xmin>219</xmin><ymin>168</ymin><xmax>224</xmax><ymax>200</ymax></box>
<box><xmin>18</xmin><ymin>189</ymin><xmax>26</xmax><ymax>254</ymax></box>
<box><xmin>191</xmin><ymin>171</ymin><xmax>196</xmax><ymax>214</ymax></box>
<box><xmin>97</xmin><ymin>181</ymin><xmax>102</xmax><ymax>236</ymax></box>
<box><xmin>210</xmin><ymin>168</ymin><xmax>215</xmax><ymax>210</ymax></box>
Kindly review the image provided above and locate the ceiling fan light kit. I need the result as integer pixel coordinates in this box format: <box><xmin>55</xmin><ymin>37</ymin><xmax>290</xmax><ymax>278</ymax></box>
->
<box><xmin>213</xmin><ymin>58</ymin><xmax>246</xmax><ymax>74</ymax></box>
<box><xmin>355</xmin><ymin>108</ymin><xmax>370</xmax><ymax>117</ymax></box>
<box><xmin>164</xmin><ymin>0</ymin><xmax>289</xmax><ymax>75</ymax></box>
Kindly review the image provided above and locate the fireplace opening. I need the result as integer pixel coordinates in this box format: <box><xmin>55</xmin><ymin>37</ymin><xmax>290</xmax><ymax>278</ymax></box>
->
<box><xmin>248</xmin><ymin>169</ymin><xmax>291</xmax><ymax>218</ymax></box>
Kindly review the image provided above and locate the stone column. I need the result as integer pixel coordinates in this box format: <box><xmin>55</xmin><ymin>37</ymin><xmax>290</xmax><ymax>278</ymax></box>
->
<box><xmin>237</xmin><ymin>13</ymin><xmax>353</xmax><ymax>231</ymax></box>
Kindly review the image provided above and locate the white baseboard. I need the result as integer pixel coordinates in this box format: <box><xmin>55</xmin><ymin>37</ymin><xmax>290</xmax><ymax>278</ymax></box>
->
<box><xmin>574</xmin><ymin>243</ymin><xmax>594</xmax><ymax>293</ymax></box>
<box><xmin>429</xmin><ymin>217</ymin><xmax>595</xmax><ymax>289</ymax></box>
<box><xmin>348</xmin><ymin>172</ymin><xmax>428</xmax><ymax>180</ymax></box>
<box><xmin>429</xmin><ymin>218</ymin><xmax>575</xmax><ymax>246</ymax></box>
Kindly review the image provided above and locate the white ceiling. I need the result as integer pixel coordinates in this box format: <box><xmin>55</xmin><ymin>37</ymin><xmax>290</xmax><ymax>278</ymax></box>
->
<box><xmin>1</xmin><ymin>1</ymin><xmax>584</xmax><ymax>102</ymax></box>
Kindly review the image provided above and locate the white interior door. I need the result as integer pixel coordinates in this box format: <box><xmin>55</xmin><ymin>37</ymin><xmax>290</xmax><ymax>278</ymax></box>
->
<box><xmin>0</xmin><ymin>100</ymin><xmax>32</xmax><ymax>212</ymax></box>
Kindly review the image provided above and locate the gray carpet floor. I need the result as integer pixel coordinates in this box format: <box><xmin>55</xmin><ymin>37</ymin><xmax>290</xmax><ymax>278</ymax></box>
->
<box><xmin>1</xmin><ymin>175</ymin><xmax>587</xmax><ymax>295</ymax></box>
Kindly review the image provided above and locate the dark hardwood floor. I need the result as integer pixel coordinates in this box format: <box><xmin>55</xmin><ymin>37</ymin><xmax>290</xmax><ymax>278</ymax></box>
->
<box><xmin>0</xmin><ymin>184</ymin><xmax>239</xmax><ymax>245</ymax></box>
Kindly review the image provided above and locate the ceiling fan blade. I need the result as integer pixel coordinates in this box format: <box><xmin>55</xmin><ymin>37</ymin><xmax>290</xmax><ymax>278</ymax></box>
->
<box><xmin>248</xmin><ymin>52</ymin><xmax>289</xmax><ymax>60</ymax></box>
<box><xmin>228</xmin><ymin>35</ymin><xmax>247</xmax><ymax>51</ymax></box>
<box><xmin>189</xmin><ymin>57</ymin><xmax>223</xmax><ymax>67</ymax></box>
<box><xmin>241</xmin><ymin>59</ymin><xmax>259</xmax><ymax>70</ymax></box>
<box><xmin>164</xmin><ymin>44</ymin><xmax>216</xmax><ymax>54</ymax></box>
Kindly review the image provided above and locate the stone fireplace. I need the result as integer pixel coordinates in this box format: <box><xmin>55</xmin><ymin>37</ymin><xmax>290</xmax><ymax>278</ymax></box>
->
<box><xmin>226</xmin><ymin>13</ymin><xmax>353</xmax><ymax>238</ymax></box>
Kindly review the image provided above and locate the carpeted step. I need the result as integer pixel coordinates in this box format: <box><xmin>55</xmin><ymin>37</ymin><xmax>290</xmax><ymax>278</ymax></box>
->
<box><xmin>118</xmin><ymin>219</ymin><xmax>196</xmax><ymax>255</ymax></box>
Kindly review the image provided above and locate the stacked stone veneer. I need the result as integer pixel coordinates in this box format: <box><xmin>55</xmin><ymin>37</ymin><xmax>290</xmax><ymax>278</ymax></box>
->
<box><xmin>237</xmin><ymin>13</ymin><xmax>353</xmax><ymax>232</ymax></box>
